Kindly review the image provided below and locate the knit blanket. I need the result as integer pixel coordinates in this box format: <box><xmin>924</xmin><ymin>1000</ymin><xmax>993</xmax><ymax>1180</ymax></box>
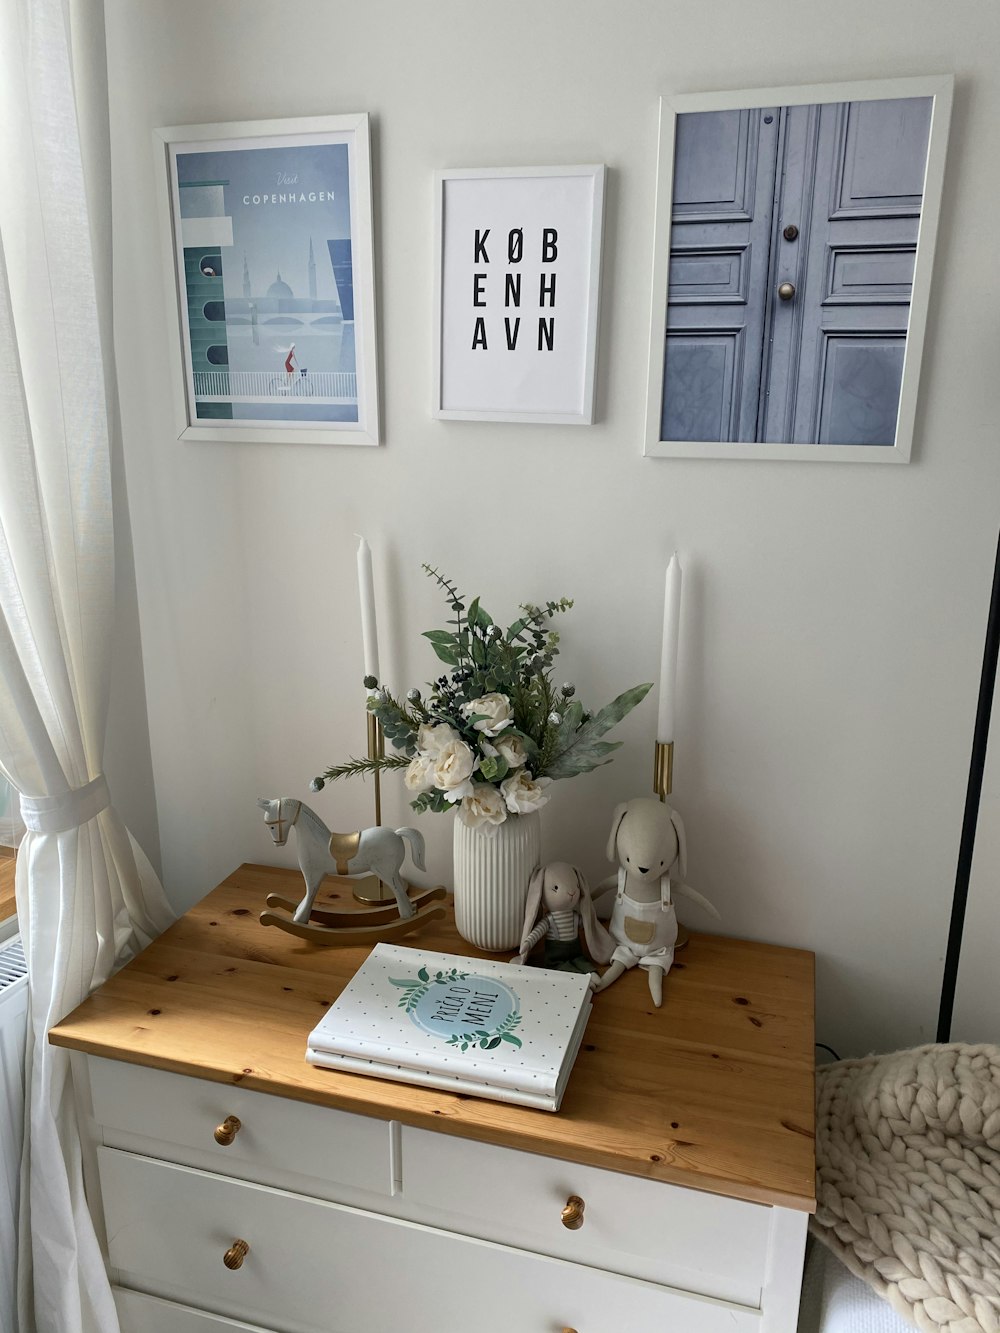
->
<box><xmin>813</xmin><ymin>1045</ymin><xmax>1000</xmax><ymax>1333</ymax></box>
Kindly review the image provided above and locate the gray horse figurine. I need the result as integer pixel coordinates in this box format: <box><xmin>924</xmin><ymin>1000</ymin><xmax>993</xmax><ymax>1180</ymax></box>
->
<box><xmin>257</xmin><ymin>797</ymin><xmax>426</xmax><ymax>923</ymax></box>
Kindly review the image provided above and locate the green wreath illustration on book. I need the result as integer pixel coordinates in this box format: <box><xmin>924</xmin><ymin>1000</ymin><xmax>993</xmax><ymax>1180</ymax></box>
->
<box><xmin>390</xmin><ymin>966</ymin><xmax>523</xmax><ymax>1053</ymax></box>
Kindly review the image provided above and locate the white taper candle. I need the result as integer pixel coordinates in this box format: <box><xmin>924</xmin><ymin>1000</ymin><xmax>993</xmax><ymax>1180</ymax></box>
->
<box><xmin>356</xmin><ymin>535</ymin><xmax>380</xmax><ymax>689</ymax></box>
<box><xmin>656</xmin><ymin>553</ymin><xmax>682</xmax><ymax>743</ymax></box>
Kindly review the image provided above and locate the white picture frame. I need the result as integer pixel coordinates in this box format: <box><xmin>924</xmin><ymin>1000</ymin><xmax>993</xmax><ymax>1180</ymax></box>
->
<box><xmin>644</xmin><ymin>75</ymin><xmax>953</xmax><ymax>463</ymax></box>
<box><xmin>433</xmin><ymin>165</ymin><xmax>606</xmax><ymax>425</ymax></box>
<box><xmin>154</xmin><ymin>114</ymin><xmax>380</xmax><ymax>446</ymax></box>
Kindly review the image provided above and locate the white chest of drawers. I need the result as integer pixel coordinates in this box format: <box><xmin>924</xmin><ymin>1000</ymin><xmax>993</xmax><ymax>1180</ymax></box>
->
<box><xmin>52</xmin><ymin>864</ymin><xmax>817</xmax><ymax>1333</ymax></box>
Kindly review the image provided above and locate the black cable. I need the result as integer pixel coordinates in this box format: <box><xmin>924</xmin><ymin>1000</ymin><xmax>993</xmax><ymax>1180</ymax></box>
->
<box><xmin>937</xmin><ymin>528</ymin><xmax>1000</xmax><ymax>1043</ymax></box>
<box><xmin>815</xmin><ymin>1042</ymin><xmax>841</xmax><ymax>1062</ymax></box>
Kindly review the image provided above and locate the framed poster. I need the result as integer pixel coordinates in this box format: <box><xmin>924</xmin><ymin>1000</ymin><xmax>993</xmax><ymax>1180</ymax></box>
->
<box><xmin>155</xmin><ymin>114</ymin><xmax>379</xmax><ymax>445</ymax></box>
<box><xmin>644</xmin><ymin>75</ymin><xmax>953</xmax><ymax>463</ymax></box>
<box><xmin>434</xmin><ymin>165</ymin><xmax>605</xmax><ymax>425</ymax></box>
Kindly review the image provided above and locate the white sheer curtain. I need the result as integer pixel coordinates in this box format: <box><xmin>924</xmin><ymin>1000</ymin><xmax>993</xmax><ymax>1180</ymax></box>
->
<box><xmin>0</xmin><ymin>1</ymin><xmax>175</xmax><ymax>1330</ymax></box>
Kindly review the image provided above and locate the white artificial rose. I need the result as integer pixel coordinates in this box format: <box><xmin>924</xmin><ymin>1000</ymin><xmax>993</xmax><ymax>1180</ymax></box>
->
<box><xmin>441</xmin><ymin>778</ymin><xmax>476</xmax><ymax>804</ymax></box>
<box><xmin>500</xmin><ymin>769</ymin><xmax>552</xmax><ymax>815</ymax></box>
<box><xmin>458</xmin><ymin>782</ymin><xmax>508</xmax><ymax>832</ymax></box>
<box><xmin>403</xmin><ymin>752</ymin><xmax>436</xmax><ymax>793</ymax></box>
<box><xmin>461</xmin><ymin>693</ymin><xmax>513</xmax><ymax>737</ymax></box>
<box><xmin>431</xmin><ymin>738</ymin><xmax>476</xmax><ymax>791</ymax></box>
<box><xmin>417</xmin><ymin>721</ymin><xmax>460</xmax><ymax>755</ymax></box>
<box><xmin>493</xmin><ymin>732</ymin><xmax>528</xmax><ymax>769</ymax></box>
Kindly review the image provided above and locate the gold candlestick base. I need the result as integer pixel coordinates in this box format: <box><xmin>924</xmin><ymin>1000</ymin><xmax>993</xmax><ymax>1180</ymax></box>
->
<box><xmin>652</xmin><ymin>739</ymin><xmax>687</xmax><ymax>948</ymax></box>
<box><xmin>353</xmin><ymin>710</ymin><xmax>394</xmax><ymax>906</ymax></box>
<box><xmin>653</xmin><ymin>741</ymin><xmax>674</xmax><ymax>801</ymax></box>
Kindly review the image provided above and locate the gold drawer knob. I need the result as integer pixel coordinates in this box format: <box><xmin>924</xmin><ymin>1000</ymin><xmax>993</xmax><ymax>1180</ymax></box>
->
<box><xmin>214</xmin><ymin>1115</ymin><xmax>242</xmax><ymax>1146</ymax></box>
<box><xmin>561</xmin><ymin>1194</ymin><xmax>585</xmax><ymax>1230</ymax></box>
<box><xmin>223</xmin><ymin>1238</ymin><xmax>249</xmax><ymax>1270</ymax></box>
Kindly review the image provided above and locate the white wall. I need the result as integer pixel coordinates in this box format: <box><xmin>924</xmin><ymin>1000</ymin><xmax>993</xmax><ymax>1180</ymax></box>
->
<box><xmin>104</xmin><ymin>0</ymin><xmax>1000</xmax><ymax>1058</ymax></box>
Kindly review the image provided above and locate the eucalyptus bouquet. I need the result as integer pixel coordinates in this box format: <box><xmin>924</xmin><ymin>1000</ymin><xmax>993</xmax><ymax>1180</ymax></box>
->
<box><xmin>312</xmin><ymin>567</ymin><xmax>651</xmax><ymax>833</ymax></box>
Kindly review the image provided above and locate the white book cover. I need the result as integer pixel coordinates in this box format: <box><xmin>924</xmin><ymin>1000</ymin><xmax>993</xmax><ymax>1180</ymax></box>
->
<box><xmin>306</xmin><ymin>942</ymin><xmax>593</xmax><ymax>1108</ymax></box>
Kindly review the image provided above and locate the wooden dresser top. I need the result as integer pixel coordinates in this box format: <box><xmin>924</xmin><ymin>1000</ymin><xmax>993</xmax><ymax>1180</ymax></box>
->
<box><xmin>50</xmin><ymin>863</ymin><xmax>816</xmax><ymax>1211</ymax></box>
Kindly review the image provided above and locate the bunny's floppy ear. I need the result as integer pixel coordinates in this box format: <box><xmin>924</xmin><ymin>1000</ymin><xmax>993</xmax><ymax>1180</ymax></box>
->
<box><xmin>668</xmin><ymin>806</ymin><xmax>687</xmax><ymax>881</ymax></box>
<box><xmin>605</xmin><ymin>802</ymin><xmax>629</xmax><ymax>863</ymax></box>
<box><xmin>519</xmin><ymin>864</ymin><xmax>545</xmax><ymax>956</ymax></box>
<box><xmin>575</xmin><ymin>866</ymin><xmax>614</xmax><ymax>965</ymax></box>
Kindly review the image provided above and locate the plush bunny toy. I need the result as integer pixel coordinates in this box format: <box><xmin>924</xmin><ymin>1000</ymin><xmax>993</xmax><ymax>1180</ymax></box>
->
<box><xmin>513</xmin><ymin>861</ymin><xmax>614</xmax><ymax>979</ymax></box>
<box><xmin>592</xmin><ymin>798</ymin><xmax>719</xmax><ymax>1006</ymax></box>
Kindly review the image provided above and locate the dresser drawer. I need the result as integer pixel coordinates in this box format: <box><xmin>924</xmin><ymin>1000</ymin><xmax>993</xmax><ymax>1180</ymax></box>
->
<box><xmin>100</xmin><ymin>1148</ymin><xmax>761</xmax><ymax>1333</ymax></box>
<box><xmin>90</xmin><ymin>1057</ymin><xmax>394</xmax><ymax>1198</ymax></box>
<box><xmin>399</xmin><ymin>1125</ymin><xmax>770</xmax><ymax>1306</ymax></box>
<box><xmin>115</xmin><ymin>1286</ymin><xmax>276</xmax><ymax>1331</ymax></box>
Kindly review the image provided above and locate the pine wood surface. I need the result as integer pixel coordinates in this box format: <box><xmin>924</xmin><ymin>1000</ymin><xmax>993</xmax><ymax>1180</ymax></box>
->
<box><xmin>0</xmin><ymin>853</ymin><xmax>15</xmax><ymax>924</ymax></box>
<box><xmin>49</xmin><ymin>863</ymin><xmax>816</xmax><ymax>1211</ymax></box>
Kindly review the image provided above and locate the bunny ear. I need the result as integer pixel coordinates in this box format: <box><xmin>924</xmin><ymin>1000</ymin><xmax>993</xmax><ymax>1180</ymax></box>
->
<box><xmin>519</xmin><ymin>865</ymin><xmax>545</xmax><ymax>953</ymax></box>
<box><xmin>668</xmin><ymin>806</ymin><xmax>687</xmax><ymax>881</ymax></box>
<box><xmin>578</xmin><ymin>875</ymin><xmax>614</xmax><ymax>964</ymax></box>
<box><xmin>606</xmin><ymin>803</ymin><xmax>629</xmax><ymax>862</ymax></box>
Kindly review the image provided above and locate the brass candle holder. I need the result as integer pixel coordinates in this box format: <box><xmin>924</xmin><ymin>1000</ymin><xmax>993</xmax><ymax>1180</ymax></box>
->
<box><xmin>653</xmin><ymin>740</ymin><xmax>674</xmax><ymax>801</ymax></box>
<box><xmin>352</xmin><ymin>708</ymin><xmax>394</xmax><ymax>906</ymax></box>
<box><xmin>653</xmin><ymin>739</ymin><xmax>687</xmax><ymax>948</ymax></box>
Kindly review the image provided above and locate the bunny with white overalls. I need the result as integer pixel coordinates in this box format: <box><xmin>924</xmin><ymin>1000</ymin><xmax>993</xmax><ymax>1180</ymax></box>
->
<box><xmin>592</xmin><ymin>798</ymin><xmax>719</xmax><ymax>1006</ymax></box>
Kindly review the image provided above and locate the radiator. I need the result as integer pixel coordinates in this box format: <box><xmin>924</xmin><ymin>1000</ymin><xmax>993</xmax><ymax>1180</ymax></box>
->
<box><xmin>0</xmin><ymin>929</ymin><xmax>28</xmax><ymax>1333</ymax></box>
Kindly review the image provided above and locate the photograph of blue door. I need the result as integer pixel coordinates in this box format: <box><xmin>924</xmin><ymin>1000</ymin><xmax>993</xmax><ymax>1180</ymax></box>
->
<box><xmin>660</xmin><ymin>95</ymin><xmax>932</xmax><ymax>447</ymax></box>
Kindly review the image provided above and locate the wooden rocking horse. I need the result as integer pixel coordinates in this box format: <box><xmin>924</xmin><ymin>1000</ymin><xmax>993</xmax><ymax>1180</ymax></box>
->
<box><xmin>256</xmin><ymin>797</ymin><xmax>446</xmax><ymax>945</ymax></box>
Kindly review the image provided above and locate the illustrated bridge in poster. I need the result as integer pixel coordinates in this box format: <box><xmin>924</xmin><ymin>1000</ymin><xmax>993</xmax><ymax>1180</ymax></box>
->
<box><xmin>192</xmin><ymin>369</ymin><xmax>358</xmax><ymax>405</ymax></box>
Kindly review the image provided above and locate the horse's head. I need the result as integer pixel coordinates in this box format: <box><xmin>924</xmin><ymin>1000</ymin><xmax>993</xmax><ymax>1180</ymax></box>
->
<box><xmin>257</xmin><ymin>796</ymin><xmax>300</xmax><ymax>846</ymax></box>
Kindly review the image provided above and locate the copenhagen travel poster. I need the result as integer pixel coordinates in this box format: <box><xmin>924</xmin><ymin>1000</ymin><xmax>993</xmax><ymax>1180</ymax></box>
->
<box><xmin>169</xmin><ymin>132</ymin><xmax>362</xmax><ymax>430</ymax></box>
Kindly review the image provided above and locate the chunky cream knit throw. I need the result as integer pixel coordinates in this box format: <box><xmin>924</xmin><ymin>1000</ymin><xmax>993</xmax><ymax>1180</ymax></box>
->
<box><xmin>814</xmin><ymin>1044</ymin><xmax>1000</xmax><ymax>1333</ymax></box>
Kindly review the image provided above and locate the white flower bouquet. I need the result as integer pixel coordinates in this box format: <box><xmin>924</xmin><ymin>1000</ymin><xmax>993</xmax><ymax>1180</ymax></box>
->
<box><xmin>312</xmin><ymin>567</ymin><xmax>652</xmax><ymax>834</ymax></box>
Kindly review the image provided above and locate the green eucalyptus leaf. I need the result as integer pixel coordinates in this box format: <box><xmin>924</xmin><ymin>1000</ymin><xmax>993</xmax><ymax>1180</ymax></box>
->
<box><xmin>429</xmin><ymin>641</ymin><xmax>460</xmax><ymax>666</ymax></box>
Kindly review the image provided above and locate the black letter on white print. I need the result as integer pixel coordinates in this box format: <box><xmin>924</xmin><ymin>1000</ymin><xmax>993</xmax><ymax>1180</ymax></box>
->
<box><xmin>505</xmin><ymin>317</ymin><xmax>520</xmax><ymax>350</ymax></box>
<box><xmin>508</xmin><ymin>229</ymin><xmax>523</xmax><ymax>264</ymax></box>
<box><xmin>472</xmin><ymin>317</ymin><xmax>488</xmax><ymax>350</ymax></box>
<box><xmin>539</xmin><ymin>273</ymin><xmax>557</xmax><ymax>307</ymax></box>
<box><xmin>541</xmin><ymin>228</ymin><xmax>558</xmax><ymax>262</ymax></box>
<box><xmin>473</xmin><ymin>273</ymin><xmax>487</xmax><ymax>307</ymax></box>
<box><xmin>505</xmin><ymin>273</ymin><xmax>521</xmax><ymax>308</ymax></box>
<box><xmin>474</xmin><ymin>230</ymin><xmax>490</xmax><ymax>263</ymax></box>
<box><xmin>538</xmin><ymin>317</ymin><xmax>554</xmax><ymax>351</ymax></box>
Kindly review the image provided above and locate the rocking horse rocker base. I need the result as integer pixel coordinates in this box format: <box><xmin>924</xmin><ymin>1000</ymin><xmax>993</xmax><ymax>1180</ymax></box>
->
<box><xmin>260</xmin><ymin>878</ymin><xmax>448</xmax><ymax>946</ymax></box>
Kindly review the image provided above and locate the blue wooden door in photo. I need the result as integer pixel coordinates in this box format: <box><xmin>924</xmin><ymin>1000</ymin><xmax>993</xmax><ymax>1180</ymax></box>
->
<box><xmin>661</xmin><ymin>96</ymin><xmax>932</xmax><ymax>446</ymax></box>
<box><xmin>662</xmin><ymin>108</ymin><xmax>779</xmax><ymax>442</ymax></box>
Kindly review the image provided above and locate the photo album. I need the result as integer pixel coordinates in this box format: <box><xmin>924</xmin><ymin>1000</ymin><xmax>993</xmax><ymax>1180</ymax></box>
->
<box><xmin>307</xmin><ymin>943</ymin><xmax>594</xmax><ymax>1111</ymax></box>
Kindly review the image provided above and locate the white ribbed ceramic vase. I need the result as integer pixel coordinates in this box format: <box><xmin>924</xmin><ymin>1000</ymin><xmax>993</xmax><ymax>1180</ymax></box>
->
<box><xmin>452</xmin><ymin>811</ymin><xmax>541</xmax><ymax>952</ymax></box>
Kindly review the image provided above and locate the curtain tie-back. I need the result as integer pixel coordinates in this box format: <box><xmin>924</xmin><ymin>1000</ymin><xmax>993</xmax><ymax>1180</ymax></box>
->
<box><xmin>20</xmin><ymin>774</ymin><xmax>111</xmax><ymax>834</ymax></box>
